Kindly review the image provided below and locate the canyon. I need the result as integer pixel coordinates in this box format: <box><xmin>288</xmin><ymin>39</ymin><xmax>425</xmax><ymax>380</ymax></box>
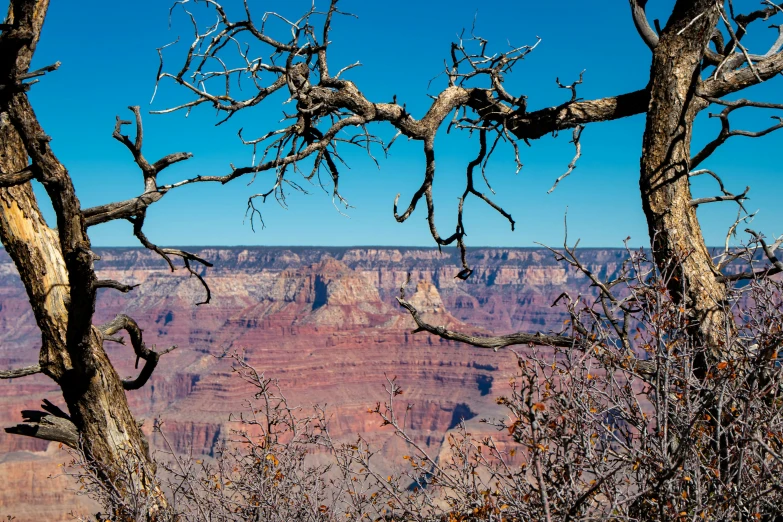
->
<box><xmin>0</xmin><ymin>246</ymin><xmax>627</xmax><ymax>520</ymax></box>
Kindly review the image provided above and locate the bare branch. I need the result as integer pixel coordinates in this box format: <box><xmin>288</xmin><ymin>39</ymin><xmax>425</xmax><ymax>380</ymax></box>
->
<box><xmin>99</xmin><ymin>314</ymin><xmax>177</xmax><ymax>391</ymax></box>
<box><xmin>555</xmin><ymin>70</ymin><xmax>585</xmax><ymax>103</ymax></box>
<box><xmin>719</xmin><ymin>228</ymin><xmax>783</xmax><ymax>281</ymax></box>
<box><xmin>691</xmin><ymin>97</ymin><xmax>783</xmax><ymax>168</ymax></box>
<box><xmin>396</xmin><ymin>295</ymin><xmax>574</xmax><ymax>351</ymax></box>
<box><xmin>0</xmin><ymin>363</ymin><xmax>41</xmax><ymax>379</ymax></box>
<box><xmin>153</xmin><ymin>1</ymin><xmax>664</xmax><ymax>269</ymax></box>
<box><xmin>700</xmin><ymin>44</ymin><xmax>783</xmax><ymax>97</ymax></box>
<box><xmin>94</xmin><ymin>279</ymin><xmax>140</xmax><ymax>293</ymax></box>
<box><xmin>0</xmin><ymin>164</ymin><xmax>35</xmax><ymax>187</ymax></box>
<box><xmin>129</xmin><ymin>212</ymin><xmax>213</xmax><ymax>305</ymax></box>
<box><xmin>748</xmin><ymin>228</ymin><xmax>783</xmax><ymax>272</ymax></box>
<box><xmin>16</xmin><ymin>60</ymin><xmax>59</xmax><ymax>81</ymax></box>
<box><xmin>82</xmin><ymin>107</ymin><xmax>193</xmax><ymax>227</ymax></box>
<box><xmin>548</xmin><ymin>125</ymin><xmax>584</xmax><ymax>193</ymax></box>
<box><xmin>689</xmin><ymin>167</ymin><xmax>730</xmax><ymax>193</ymax></box>
<box><xmin>4</xmin><ymin>400</ymin><xmax>78</xmax><ymax>448</ymax></box>
<box><xmin>629</xmin><ymin>0</ymin><xmax>659</xmax><ymax>50</ymax></box>
<box><xmin>690</xmin><ymin>185</ymin><xmax>750</xmax><ymax>207</ymax></box>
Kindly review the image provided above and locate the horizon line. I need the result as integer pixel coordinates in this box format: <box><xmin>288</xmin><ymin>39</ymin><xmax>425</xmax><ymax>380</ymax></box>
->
<box><xmin>3</xmin><ymin>244</ymin><xmax>734</xmax><ymax>250</ymax></box>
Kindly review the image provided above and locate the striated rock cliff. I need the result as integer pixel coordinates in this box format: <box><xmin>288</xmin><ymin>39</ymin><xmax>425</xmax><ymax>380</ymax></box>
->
<box><xmin>0</xmin><ymin>247</ymin><xmax>624</xmax><ymax>520</ymax></box>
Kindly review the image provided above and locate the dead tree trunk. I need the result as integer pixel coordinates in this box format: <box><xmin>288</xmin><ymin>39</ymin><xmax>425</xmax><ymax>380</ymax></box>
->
<box><xmin>0</xmin><ymin>1</ymin><xmax>164</xmax><ymax>517</ymax></box>
<box><xmin>640</xmin><ymin>0</ymin><xmax>731</xmax><ymax>356</ymax></box>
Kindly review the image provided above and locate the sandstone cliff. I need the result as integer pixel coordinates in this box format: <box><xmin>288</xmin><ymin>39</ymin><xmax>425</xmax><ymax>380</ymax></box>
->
<box><xmin>0</xmin><ymin>247</ymin><xmax>623</xmax><ymax>520</ymax></box>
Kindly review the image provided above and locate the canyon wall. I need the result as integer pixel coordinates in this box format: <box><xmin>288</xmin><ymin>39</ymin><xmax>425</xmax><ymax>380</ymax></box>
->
<box><xmin>0</xmin><ymin>247</ymin><xmax>625</xmax><ymax>519</ymax></box>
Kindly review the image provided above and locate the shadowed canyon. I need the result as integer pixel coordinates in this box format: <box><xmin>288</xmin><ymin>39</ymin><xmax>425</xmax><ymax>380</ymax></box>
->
<box><xmin>0</xmin><ymin>247</ymin><xmax>629</xmax><ymax>520</ymax></box>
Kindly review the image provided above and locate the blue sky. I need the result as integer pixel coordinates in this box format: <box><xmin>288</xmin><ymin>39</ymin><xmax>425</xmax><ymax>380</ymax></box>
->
<box><xmin>10</xmin><ymin>0</ymin><xmax>783</xmax><ymax>247</ymax></box>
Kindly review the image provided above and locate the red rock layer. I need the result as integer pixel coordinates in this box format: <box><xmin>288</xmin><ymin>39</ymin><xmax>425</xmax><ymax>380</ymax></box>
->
<box><xmin>0</xmin><ymin>247</ymin><xmax>620</xmax><ymax>520</ymax></box>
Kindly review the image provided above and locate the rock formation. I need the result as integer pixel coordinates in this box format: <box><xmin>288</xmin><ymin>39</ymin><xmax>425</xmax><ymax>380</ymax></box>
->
<box><xmin>0</xmin><ymin>247</ymin><xmax>622</xmax><ymax>520</ymax></box>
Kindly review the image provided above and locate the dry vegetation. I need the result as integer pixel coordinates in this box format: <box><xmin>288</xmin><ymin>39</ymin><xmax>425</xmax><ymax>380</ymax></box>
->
<box><xmin>68</xmin><ymin>248</ymin><xmax>783</xmax><ymax>521</ymax></box>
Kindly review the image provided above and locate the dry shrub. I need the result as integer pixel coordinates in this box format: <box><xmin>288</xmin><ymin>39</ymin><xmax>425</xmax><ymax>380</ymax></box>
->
<box><xmin>71</xmin><ymin>251</ymin><xmax>783</xmax><ymax>521</ymax></box>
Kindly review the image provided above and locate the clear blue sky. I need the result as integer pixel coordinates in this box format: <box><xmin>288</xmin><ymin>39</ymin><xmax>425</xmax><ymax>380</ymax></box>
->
<box><xmin>9</xmin><ymin>0</ymin><xmax>783</xmax><ymax>247</ymax></box>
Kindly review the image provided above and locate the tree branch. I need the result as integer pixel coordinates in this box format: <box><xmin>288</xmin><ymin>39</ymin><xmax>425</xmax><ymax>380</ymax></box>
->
<box><xmin>99</xmin><ymin>314</ymin><xmax>177</xmax><ymax>391</ymax></box>
<box><xmin>129</xmin><ymin>212</ymin><xmax>212</xmax><ymax>305</ymax></box>
<box><xmin>396</xmin><ymin>296</ymin><xmax>575</xmax><ymax>351</ymax></box>
<box><xmin>16</xmin><ymin>60</ymin><xmax>59</xmax><ymax>81</ymax></box>
<box><xmin>0</xmin><ymin>164</ymin><xmax>35</xmax><ymax>186</ymax></box>
<box><xmin>690</xmin><ymin>186</ymin><xmax>750</xmax><ymax>207</ymax></box>
<box><xmin>0</xmin><ymin>363</ymin><xmax>41</xmax><ymax>379</ymax></box>
<box><xmin>81</xmin><ymin>107</ymin><xmax>193</xmax><ymax>227</ymax></box>
<box><xmin>83</xmin><ymin>192</ymin><xmax>165</xmax><ymax>228</ymax></box>
<box><xmin>152</xmin><ymin>0</ymin><xmax>782</xmax><ymax>285</ymax></box>
<box><xmin>629</xmin><ymin>0</ymin><xmax>659</xmax><ymax>51</ymax></box>
<box><xmin>700</xmin><ymin>47</ymin><xmax>783</xmax><ymax>97</ymax></box>
<box><xmin>691</xmin><ymin>98</ymin><xmax>783</xmax><ymax>168</ymax></box>
<box><xmin>4</xmin><ymin>399</ymin><xmax>78</xmax><ymax>448</ymax></box>
<box><xmin>718</xmin><ymin>229</ymin><xmax>783</xmax><ymax>281</ymax></box>
<box><xmin>94</xmin><ymin>279</ymin><xmax>140</xmax><ymax>293</ymax></box>
<box><xmin>748</xmin><ymin>228</ymin><xmax>783</xmax><ymax>272</ymax></box>
<box><xmin>395</xmin><ymin>294</ymin><xmax>656</xmax><ymax>377</ymax></box>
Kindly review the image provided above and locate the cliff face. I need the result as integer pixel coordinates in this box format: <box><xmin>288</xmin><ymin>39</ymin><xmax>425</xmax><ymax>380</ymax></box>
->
<box><xmin>0</xmin><ymin>247</ymin><xmax>624</xmax><ymax>520</ymax></box>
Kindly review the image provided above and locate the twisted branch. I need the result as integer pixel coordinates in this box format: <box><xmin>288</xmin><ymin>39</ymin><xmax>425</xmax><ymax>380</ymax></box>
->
<box><xmin>99</xmin><ymin>314</ymin><xmax>177</xmax><ymax>390</ymax></box>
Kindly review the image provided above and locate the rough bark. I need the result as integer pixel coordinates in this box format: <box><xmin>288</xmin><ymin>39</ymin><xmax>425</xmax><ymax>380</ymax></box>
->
<box><xmin>0</xmin><ymin>1</ymin><xmax>163</xmax><ymax>517</ymax></box>
<box><xmin>640</xmin><ymin>1</ymin><xmax>731</xmax><ymax>357</ymax></box>
<box><xmin>5</xmin><ymin>399</ymin><xmax>78</xmax><ymax>448</ymax></box>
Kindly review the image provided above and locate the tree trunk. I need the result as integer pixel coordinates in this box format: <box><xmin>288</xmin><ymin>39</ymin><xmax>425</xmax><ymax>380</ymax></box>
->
<box><xmin>0</xmin><ymin>1</ymin><xmax>164</xmax><ymax>517</ymax></box>
<box><xmin>640</xmin><ymin>0</ymin><xmax>731</xmax><ymax>359</ymax></box>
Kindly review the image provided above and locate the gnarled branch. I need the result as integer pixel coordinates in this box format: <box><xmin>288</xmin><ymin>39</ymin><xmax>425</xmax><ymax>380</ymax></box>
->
<box><xmin>629</xmin><ymin>0</ymin><xmax>659</xmax><ymax>50</ymax></box>
<box><xmin>396</xmin><ymin>295</ymin><xmax>575</xmax><ymax>351</ymax></box>
<box><xmin>691</xmin><ymin>97</ymin><xmax>783</xmax><ymax>168</ymax></box>
<box><xmin>0</xmin><ymin>164</ymin><xmax>35</xmax><ymax>186</ymax></box>
<box><xmin>99</xmin><ymin>314</ymin><xmax>177</xmax><ymax>390</ymax></box>
<box><xmin>4</xmin><ymin>399</ymin><xmax>78</xmax><ymax>448</ymax></box>
<box><xmin>690</xmin><ymin>186</ymin><xmax>750</xmax><ymax>207</ymax></box>
<box><xmin>719</xmin><ymin>229</ymin><xmax>783</xmax><ymax>281</ymax></box>
<box><xmin>82</xmin><ymin>106</ymin><xmax>193</xmax><ymax>227</ymax></box>
<box><xmin>129</xmin><ymin>212</ymin><xmax>212</xmax><ymax>305</ymax></box>
<box><xmin>396</xmin><ymin>294</ymin><xmax>656</xmax><ymax>377</ymax></box>
<box><xmin>94</xmin><ymin>279</ymin><xmax>139</xmax><ymax>293</ymax></box>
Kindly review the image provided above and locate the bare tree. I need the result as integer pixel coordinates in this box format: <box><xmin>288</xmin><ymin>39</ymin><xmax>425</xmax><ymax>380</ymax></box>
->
<box><xmin>2</xmin><ymin>0</ymin><xmax>783</xmax><ymax>520</ymax></box>
<box><xmin>0</xmin><ymin>1</ymin><xmax>202</xmax><ymax>515</ymax></box>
